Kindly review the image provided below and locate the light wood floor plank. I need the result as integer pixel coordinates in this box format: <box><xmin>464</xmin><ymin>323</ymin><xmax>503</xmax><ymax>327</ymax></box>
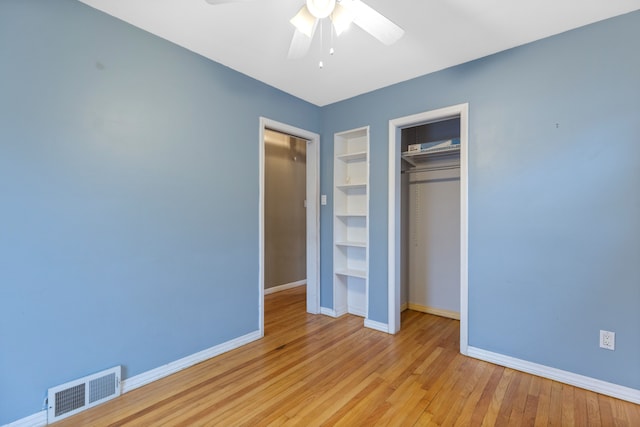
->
<box><xmin>54</xmin><ymin>286</ymin><xmax>640</xmax><ymax>426</ymax></box>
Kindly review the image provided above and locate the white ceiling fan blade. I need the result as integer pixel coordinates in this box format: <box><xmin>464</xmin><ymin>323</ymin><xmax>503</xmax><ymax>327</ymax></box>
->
<box><xmin>205</xmin><ymin>0</ymin><xmax>254</xmax><ymax>4</ymax></box>
<box><xmin>290</xmin><ymin>5</ymin><xmax>318</xmax><ymax>38</ymax></box>
<box><xmin>340</xmin><ymin>0</ymin><xmax>404</xmax><ymax>45</ymax></box>
<box><xmin>288</xmin><ymin>28</ymin><xmax>315</xmax><ymax>59</ymax></box>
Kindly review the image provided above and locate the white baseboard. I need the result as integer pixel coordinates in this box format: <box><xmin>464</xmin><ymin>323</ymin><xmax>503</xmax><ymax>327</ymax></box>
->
<box><xmin>364</xmin><ymin>319</ymin><xmax>389</xmax><ymax>333</ymax></box>
<box><xmin>5</xmin><ymin>331</ymin><xmax>263</xmax><ymax>427</ymax></box>
<box><xmin>407</xmin><ymin>303</ymin><xmax>460</xmax><ymax>320</ymax></box>
<box><xmin>348</xmin><ymin>308</ymin><xmax>367</xmax><ymax>318</ymax></box>
<box><xmin>467</xmin><ymin>346</ymin><xmax>640</xmax><ymax>405</ymax></box>
<box><xmin>4</xmin><ymin>411</ymin><xmax>46</xmax><ymax>427</ymax></box>
<box><xmin>122</xmin><ymin>330</ymin><xmax>262</xmax><ymax>393</ymax></box>
<box><xmin>264</xmin><ymin>280</ymin><xmax>306</xmax><ymax>295</ymax></box>
<box><xmin>320</xmin><ymin>307</ymin><xmax>338</xmax><ymax>317</ymax></box>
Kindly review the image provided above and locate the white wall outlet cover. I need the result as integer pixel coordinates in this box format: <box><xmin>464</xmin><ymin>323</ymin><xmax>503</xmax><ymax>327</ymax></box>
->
<box><xmin>599</xmin><ymin>330</ymin><xmax>615</xmax><ymax>351</ymax></box>
<box><xmin>321</xmin><ymin>194</ymin><xmax>327</xmax><ymax>205</ymax></box>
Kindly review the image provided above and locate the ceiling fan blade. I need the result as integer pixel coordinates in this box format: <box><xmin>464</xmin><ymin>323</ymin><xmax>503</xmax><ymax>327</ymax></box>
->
<box><xmin>290</xmin><ymin>5</ymin><xmax>318</xmax><ymax>38</ymax></box>
<box><xmin>288</xmin><ymin>28</ymin><xmax>315</xmax><ymax>59</ymax></box>
<box><xmin>340</xmin><ymin>0</ymin><xmax>404</xmax><ymax>45</ymax></box>
<box><xmin>204</xmin><ymin>0</ymin><xmax>254</xmax><ymax>4</ymax></box>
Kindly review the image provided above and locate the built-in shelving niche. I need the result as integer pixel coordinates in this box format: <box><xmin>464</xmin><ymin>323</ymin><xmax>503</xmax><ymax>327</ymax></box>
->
<box><xmin>333</xmin><ymin>127</ymin><xmax>369</xmax><ymax>317</ymax></box>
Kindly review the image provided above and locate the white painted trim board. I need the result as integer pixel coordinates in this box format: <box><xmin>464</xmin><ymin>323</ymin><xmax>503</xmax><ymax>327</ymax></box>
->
<box><xmin>320</xmin><ymin>307</ymin><xmax>338</xmax><ymax>317</ymax></box>
<box><xmin>388</xmin><ymin>102</ymin><xmax>469</xmax><ymax>357</ymax></box>
<box><xmin>122</xmin><ymin>330</ymin><xmax>261</xmax><ymax>393</ymax></box>
<box><xmin>259</xmin><ymin>117</ymin><xmax>321</xmax><ymax>326</ymax></box>
<box><xmin>264</xmin><ymin>280</ymin><xmax>306</xmax><ymax>295</ymax></box>
<box><xmin>4</xmin><ymin>411</ymin><xmax>46</xmax><ymax>427</ymax></box>
<box><xmin>467</xmin><ymin>346</ymin><xmax>640</xmax><ymax>405</ymax></box>
<box><xmin>364</xmin><ymin>319</ymin><xmax>389</xmax><ymax>333</ymax></box>
<box><xmin>407</xmin><ymin>303</ymin><xmax>461</xmax><ymax>320</ymax></box>
<box><xmin>4</xmin><ymin>330</ymin><xmax>261</xmax><ymax>427</ymax></box>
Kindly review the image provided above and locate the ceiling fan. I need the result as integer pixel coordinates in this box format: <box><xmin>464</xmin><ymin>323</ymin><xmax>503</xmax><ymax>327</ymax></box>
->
<box><xmin>205</xmin><ymin>0</ymin><xmax>404</xmax><ymax>60</ymax></box>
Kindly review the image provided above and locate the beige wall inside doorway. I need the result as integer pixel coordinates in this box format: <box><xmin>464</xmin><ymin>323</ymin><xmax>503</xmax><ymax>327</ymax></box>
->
<box><xmin>264</xmin><ymin>129</ymin><xmax>307</xmax><ymax>290</ymax></box>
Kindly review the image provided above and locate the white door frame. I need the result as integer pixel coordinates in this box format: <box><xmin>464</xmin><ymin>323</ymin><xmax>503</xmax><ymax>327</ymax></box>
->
<box><xmin>259</xmin><ymin>117</ymin><xmax>320</xmax><ymax>336</ymax></box>
<box><xmin>387</xmin><ymin>103</ymin><xmax>469</xmax><ymax>355</ymax></box>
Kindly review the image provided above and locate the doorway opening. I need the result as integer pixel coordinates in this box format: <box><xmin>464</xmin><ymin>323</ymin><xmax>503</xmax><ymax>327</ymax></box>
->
<box><xmin>388</xmin><ymin>104</ymin><xmax>469</xmax><ymax>355</ymax></box>
<box><xmin>259</xmin><ymin>118</ymin><xmax>320</xmax><ymax>337</ymax></box>
<box><xmin>264</xmin><ymin>129</ymin><xmax>307</xmax><ymax>299</ymax></box>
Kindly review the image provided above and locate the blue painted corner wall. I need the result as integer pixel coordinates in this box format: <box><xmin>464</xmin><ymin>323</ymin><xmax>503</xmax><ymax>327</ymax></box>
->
<box><xmin>321</xmin><ymin>9</ymin><xmax>639</xmax><ymax>393</ymax></box>
<box><xmin>0</xmin><ymin>1</ymin><xmax>319</xmax><ymax>424</ymax></box>
<box><xmin>1</xmin><ymin>0</ymin><xmax>638</xmax><ymax>424</ymax></box>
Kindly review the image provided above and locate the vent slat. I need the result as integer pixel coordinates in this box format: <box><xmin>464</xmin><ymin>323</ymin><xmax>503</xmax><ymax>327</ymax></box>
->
<box><xmin>47</xmin><ymin>366</ymin><xmax>121</xmax><ymax>423</ymax></box>
<box><xmin>55</xmin><ymin>383</ymin><xmax>85</xmax><ymax>417</ymax></box>
<box><xmin>89</xmin><ymin>372</ymin><xmax>116</xmax><ymax>403</ymax></box>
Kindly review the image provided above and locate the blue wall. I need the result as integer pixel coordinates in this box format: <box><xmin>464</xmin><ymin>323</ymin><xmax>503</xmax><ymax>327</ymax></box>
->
<box><xmin>0</xmin><ymin>1</ymin><xmax>319</xmax><ymax>424</ymax></box>
<box><xmin>1</xmin><ymin>1</ymin><xmax>638</xmax><ymax>423</ymax></box>
<box><xmin>321</xmin><ymin>10</ymin><xmax>639</xmax><ymax>391</ymax></box>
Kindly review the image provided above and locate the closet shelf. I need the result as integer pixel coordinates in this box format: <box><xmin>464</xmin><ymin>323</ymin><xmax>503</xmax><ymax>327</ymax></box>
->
<box><xmin>336</xmin><ymin>151</ymin><xmax>367</xmax><ymax>162</ymax></box>
<box><xmin>335</xmin><ymin>240</ymin><xmax>367</xmax><ymax>248</ymax></box>
<box><xmin>335</xmin><ymin>268</ymin><xmax>367</xmax><ymax>279</ymax></box>
<box><xmin>402</xmin><ymin>145</ymin><xmax>460</xmax><ymax>166</ymax></box>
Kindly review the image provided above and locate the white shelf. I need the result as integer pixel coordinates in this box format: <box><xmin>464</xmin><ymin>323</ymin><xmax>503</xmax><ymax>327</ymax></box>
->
<box><xmin>335</xmin><ymin>212</ymin><xmax>367</xmax><ymax>218</ymax></box>
<box><xmin>335</xmin><ymin>269</ymin><xmax>367</xmax><ymax>279</ymax></box>
<box><xmin>334</xmin><ymin>126</ymin><xmax>369</xmax><ymax>318</ymax></box>
<box><xmin>336</xmin><ymin>183</ymin><xmax>367</xmax><ymax>191</ymax></box>
<box><xmin>402</xmin><ymin>145</ymin><xmax>461</xmax><ymax>166</ymax></box>
<box><xmin>337</xmin><ymin>151</ymin><xmax>367</xmax><ymax>162</ymax></box>
<box><xmin>335</xmin><ymin>241</ymin><xmax>367</xmax><ymax>248</ymax></box>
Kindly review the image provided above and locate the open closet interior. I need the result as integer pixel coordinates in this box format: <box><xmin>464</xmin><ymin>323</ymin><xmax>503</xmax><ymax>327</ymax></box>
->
<box><xmin>400</xmin><ymin>118</ymin><xmax>461</xmax><ymax>320</ymax></box>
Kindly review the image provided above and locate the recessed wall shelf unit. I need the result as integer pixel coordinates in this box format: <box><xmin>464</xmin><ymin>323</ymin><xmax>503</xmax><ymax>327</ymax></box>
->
<box><xmin>333</xmin><ymin>126</ymin><xmax>369</xmax><ymax>318</ymax></box>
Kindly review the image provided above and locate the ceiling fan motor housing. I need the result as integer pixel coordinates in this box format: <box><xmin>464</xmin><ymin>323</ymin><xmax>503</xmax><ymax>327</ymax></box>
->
<box><xmin>306</xmin><ymin>0</ymin><xmax>336</xmax><ymax>18</ymax></box>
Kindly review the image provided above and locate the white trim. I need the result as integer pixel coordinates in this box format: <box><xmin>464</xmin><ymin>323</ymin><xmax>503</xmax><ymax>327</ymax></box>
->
<box><xmin>259</xmin><ymin>118</ymin><xmax>321</xmax><ymax>331</ymax></box>
<box><xmin>320</xmin><ymin>307</ymin><xmax>338</xmax><ymax>317</ymax></box>
<box><xmin>348</xmin><ymin>308</ymin><xmax>367</xmax><ymax>318</ymax></box>
<box><xmin>264</xmin><ymin>280</ymin><xmax>306</xmax><ymax>295</ymax></box>
<box><xmin>5</xmin><ymin>331</ymin><xmax>262</xmax><ymax>427</ymax></box>
<box><xmin>388</xmin><ymin>103</ymin><xmax>469</xmax><ymax>357</ymax></box>
<box><xmin>467</xmin><ymin>346</ymin><xmax>640</xmax><ymax>405</ymax></box>
<box><xmin>406</xmin><ymin>304</ymin><xmax>461</xmax><ymax>320</ymax></box>
<box><xmin>121</xmin><ymin>330</ymin><xmax>261</xmax><ymax>393</ymax></box>
<box><xmin>259</xmin><ymin>120</ymin><xmax>266</xmax><ymax>337</ymax></box>
<box><xmin>364</xmin><ymin>319</ymin><xmax>389</xmax><ymax>333</ymax></box>
<box><xmin>4</xmin><ymin>411</ymin><xmax>46</xmax><ymax>427</ymax></box>
<box><xmin>459</xmin><ymin>104</ymin><xmax>469</xmax><ymax>356</ymax></box>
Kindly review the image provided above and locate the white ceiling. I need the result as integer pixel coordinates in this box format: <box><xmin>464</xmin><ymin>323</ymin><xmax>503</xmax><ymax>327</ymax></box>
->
<box><xmin>78</xmin><ymin>0</ymin><xmax>639</xmax><ymax>106</ymax></box>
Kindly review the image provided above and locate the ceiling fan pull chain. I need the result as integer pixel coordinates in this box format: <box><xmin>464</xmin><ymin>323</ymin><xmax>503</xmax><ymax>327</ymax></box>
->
<box><xmin>330</xmin><ymin>19</ymin><xmax>335</xmax><ymax>56</ymax></box>
<box><xmin>319</xmin><ymin>19</ymin><xmax>324</xmax><ymax>68</ymax></box>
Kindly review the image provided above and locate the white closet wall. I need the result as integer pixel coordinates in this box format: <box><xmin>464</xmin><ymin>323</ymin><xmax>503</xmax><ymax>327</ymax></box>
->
<box><xmin>407</xmin><ymin>159</ymin><xmax>460</xmax><ymax>317</ymax></box>
<box><xmin>401</xmin><ymin>119</ymin><xmax>461</xmax><ymax>319</ymax></box>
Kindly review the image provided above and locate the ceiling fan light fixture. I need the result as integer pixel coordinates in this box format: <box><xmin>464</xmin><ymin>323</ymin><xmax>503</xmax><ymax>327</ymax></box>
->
<box><xmin>290</xmin><ymin>6</ymin><xmax>317</xmax><ymax>38</ymax></box>
<box><xmin>331</xmin><ymin>3</ymin><xmax>353</xmax><ymax>36</ymax></box>
<box><xmin>306</xmin><ymin>0</ymin><xmax>336</xmax><ymax>19</ymax></box>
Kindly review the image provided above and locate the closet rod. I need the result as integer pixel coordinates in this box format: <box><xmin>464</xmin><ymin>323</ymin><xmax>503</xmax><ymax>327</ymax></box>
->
<box><xmin>402</xmin><ymin>164</ymin><xmax>460</xmax><ymax>174</ymax></box>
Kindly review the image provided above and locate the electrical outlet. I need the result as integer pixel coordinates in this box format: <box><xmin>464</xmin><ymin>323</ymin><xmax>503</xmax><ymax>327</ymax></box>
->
<box><xmin>600</xmin><ymin>330</ymin><xmax>615</xmax><ymax>351</ymax></box>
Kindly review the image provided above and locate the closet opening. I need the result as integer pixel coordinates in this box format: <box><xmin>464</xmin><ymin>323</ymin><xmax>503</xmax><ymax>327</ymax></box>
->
<box><xmin>388</xmin><ymin>103</ymin><xmax>468</xmax><ymax>354</ymax></box>
<box><xmin>400</xmin><ymin>119</ymin><xmax>461</xmax><ymax>322</ymax></box>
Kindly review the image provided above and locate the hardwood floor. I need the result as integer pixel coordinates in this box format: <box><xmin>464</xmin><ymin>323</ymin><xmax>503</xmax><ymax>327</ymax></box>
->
<box><xmin>57</xmin><ymin>286</ymin><xmax>639</xmax><ymax>426</ymax></box>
